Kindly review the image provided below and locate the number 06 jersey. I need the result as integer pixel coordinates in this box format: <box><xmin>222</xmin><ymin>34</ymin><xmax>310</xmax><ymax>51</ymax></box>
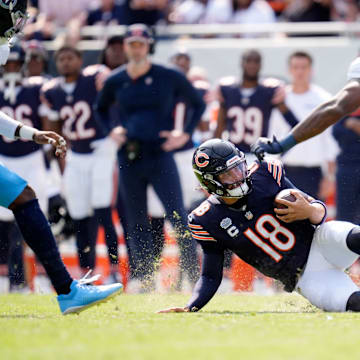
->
<box><xmin>188</xmin><ymin>159</ymin><xmax>315</xmax><ymax>292</ymax></box>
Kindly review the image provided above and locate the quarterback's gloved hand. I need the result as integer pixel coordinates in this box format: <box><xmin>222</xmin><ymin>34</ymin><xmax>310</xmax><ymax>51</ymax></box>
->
<box><xmin>251</xmin><ymin>136</ymin><xmax>283</xmax><ymax>161</ymax></box>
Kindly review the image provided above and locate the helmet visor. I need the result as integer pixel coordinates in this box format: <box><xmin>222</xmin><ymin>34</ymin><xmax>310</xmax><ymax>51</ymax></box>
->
<box><xmin>217</xmin><ymin>162</ymin><xmax>248</xmax><ymax>190</ymax></box>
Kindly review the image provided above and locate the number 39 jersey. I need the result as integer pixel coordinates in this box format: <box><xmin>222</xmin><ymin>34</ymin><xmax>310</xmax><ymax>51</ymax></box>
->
<box><xmin>0</xmin><ymin>77</ymin><xmax>46</xmax><ymax>157</ymax></box>
<box><xmin>188</xmin><ymin>159</ymin><xmax>315</xmax><ymax>292</ymax></box>
<box><xmin>219</xmin><ymin>77</ymin><xmax>277</xmax><ymax>153</ymax></box>
<box><xmin>41</xmin><ymin>65</ymin><xmax>107</xmax><ymax>154</ymax></box>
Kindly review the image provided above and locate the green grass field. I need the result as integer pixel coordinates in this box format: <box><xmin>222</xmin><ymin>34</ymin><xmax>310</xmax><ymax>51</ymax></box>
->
<box><xmin>1</xmin><ymin>292</ymin><xmax>359</xmax><ymax>360</ymax></box>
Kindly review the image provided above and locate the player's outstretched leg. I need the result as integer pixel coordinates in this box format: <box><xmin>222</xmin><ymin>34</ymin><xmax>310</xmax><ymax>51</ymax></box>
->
<box><xmin>9</xmin><ymin>186</ymin><xmax>123</xmax><ymax>315</ymax></box>
<box><xmin>57</xmin><ymin>271</ymin><xmax>123</xmax><ymax>315</ymax></box>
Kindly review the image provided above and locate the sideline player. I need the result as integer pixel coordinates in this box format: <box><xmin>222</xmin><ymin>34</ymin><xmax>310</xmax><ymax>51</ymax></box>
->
<box><xmin>0</xmin><ymin>44</ymin><xmax>48</xmax><ymax>291</ymax></box>
<box><xmin>41</xmin><ymin>46</ymin><xmax>121</xmax><ymax>282</ymax></box>
<box><xmin>252</xmin><ymin>56</ymin><xmax>360</xmax><ymax>159</ymax></box>
<box><xmin>159</xmin><ymin>139</ymin><xmax>360</xmax><ymax>313</ymax></box>
<box><xmin>0</xmin><ymin>0</ymin><xmax>122</xmax><ymax>313</ymax></box>
<box><xmin>214</xmin><ymin>49</ymin><xmax>298</xmax><ymax>162</ymax></box>
<box><xmin>96</xmin><ymin>24</ymin><xmax>205</xmax><ymax>289</ymax></box>
<box><xmin>146</xmin><ymin>50</ymin><xmax>210</xmax><ymax>288</ymax></box>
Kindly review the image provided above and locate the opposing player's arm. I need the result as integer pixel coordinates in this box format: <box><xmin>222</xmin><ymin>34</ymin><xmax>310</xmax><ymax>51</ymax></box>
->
<box><xmin>291</xmin><ymin>80</ymin><xmax>360</xmax><ymax>143</ymax></box>
<box><xmin>0</xmin><ymin>110</ymin><xmax>22</xmax><ymax>139</ymax></box>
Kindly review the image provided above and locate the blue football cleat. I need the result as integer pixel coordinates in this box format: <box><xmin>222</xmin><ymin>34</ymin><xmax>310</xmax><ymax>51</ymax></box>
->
<box><xmin>57</xmin><ymin>271</ymin><xmax>123</xmax><ymax>315</ymax></box>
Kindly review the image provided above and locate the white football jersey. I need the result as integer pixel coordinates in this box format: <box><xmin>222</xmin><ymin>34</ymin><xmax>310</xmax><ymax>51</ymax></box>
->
<box><xmin>347</xmin><ymin>57</ymin><xmax>360</xmax><ymax>80</ymax></box>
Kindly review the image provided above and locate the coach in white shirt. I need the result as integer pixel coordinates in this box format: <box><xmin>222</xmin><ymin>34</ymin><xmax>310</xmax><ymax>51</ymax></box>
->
<box><xmin>270</xmin><ymin>51</ymin><xmax>339</xmax><ymax>199</ymax></box>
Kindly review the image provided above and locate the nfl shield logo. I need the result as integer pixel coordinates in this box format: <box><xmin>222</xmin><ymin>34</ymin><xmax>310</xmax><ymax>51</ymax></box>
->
<box><xmin>241</xmin><ymin>97</ymin><xmax>250</xmax><ymax>105</ymax></box>
<box><xmin>220</xmin><ymin>217</ymin><xmax>232</xmax><ymax>230</ymax></box>
<box><xmin>245</xmin><ymin>211</ymin><xmax>253</xmax><ymax>220</ymax></box>
<box><xmin>145</xmin><ymin>77</ymin><xmax>153</xmax><ymax>85</ymax></box>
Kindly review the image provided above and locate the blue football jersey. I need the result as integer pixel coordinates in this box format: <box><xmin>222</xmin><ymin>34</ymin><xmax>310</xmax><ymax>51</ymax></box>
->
<box><xmin>96</xmin><ymin>63</ymin><xmax>205</xmax><ymax>152</ymax></box>
<box><xmin>188</xmin><ymin>159</ymin><xmax>315</xmax><ymax>292</ymax></box>
<box><xmin>219</xmin><ymin>78</ymin><xmax>277</xmax><ymax>153</ymax></box>
<box><xmin>0</xmin><ymin>77</ymin><xmax>45</xmax><ymax>157</ymax></box>
<box><xmin>41</xmin><ymin>65</ymin><xmax>107</xmax><ymax>154</ymax></box>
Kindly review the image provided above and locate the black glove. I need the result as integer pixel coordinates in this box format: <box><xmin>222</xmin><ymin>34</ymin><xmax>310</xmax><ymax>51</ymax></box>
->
<box><xmin>251</xmin><ymin>136</ymin><xmax>283</xmax><ymax>161</ymax></box>
<box><xmin>48</xmin><ymin>194</ymin><xmax>75</xmax><ymax>239</ymax></box>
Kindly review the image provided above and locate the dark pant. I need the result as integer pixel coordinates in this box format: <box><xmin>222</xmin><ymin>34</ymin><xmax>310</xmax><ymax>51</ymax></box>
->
<box><xmin>118</xmin><ymin>150</ymin><xmax>199</xmax><ymax>282</ymax></box>
<box><xmin>336</xmin><ymin>162</ymin><xmax>360</xmax><ymax>223</ymax></box>
<box><xmin>284</xmin><ymin>165</ymin><xmax>322</xmax><ymax>199</ymax></box>
<box><xmin>0</xmin><ymin>221</ymin><xmax>25</xmax><ymax>287</ymax></box>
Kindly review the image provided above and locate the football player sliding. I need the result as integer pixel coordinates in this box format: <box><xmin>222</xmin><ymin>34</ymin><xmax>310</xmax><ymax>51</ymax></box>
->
<box><xmin>159</xmin><ymin>139</ymin><xmax>360</xmax><ymax>313</ymax></box>
<box><xmin>0</xmin><ymin>0</ymin><xmax>122</xmax><ymax>314</ymax></box>
<box><xmin>252</xmin><ymin>56</ymin><xmax>360</xmax><ymax>159</ymax></box>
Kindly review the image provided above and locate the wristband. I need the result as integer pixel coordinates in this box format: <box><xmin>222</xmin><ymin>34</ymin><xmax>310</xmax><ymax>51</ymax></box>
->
<box><xmin>18</xmin><ymin>125</ymin><xmax>37</xmax><ymax>140</ymax></box>
<box><xmin>279</xmin><ymin>134</ymin><xmax>297</xmax><ymax>152</ymax></box>
<box><xmin>310</xmin><ymin>200</ymin><xmax>327</xmax><ymax>225</ymax></box>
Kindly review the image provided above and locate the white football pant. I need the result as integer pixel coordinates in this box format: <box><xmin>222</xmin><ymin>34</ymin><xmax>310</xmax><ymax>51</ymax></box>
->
<box><xmin>63</xmin><ymin>137</ymin><xmax>118</xmax><ymax>220</ymax></box>
<box><xmin>0</xmin><ymin>150</ymin><xmax>48</xmax><ymax>221</ymax></box>
<box><xmin>147</xmin><ymin>147</ymin><xmax>203</xmax><ymax>217</ymax></box>
<box><xmin>296</xmin><ymin>221</ymin><xmax>359</xmax><ymax>312</ymax></box>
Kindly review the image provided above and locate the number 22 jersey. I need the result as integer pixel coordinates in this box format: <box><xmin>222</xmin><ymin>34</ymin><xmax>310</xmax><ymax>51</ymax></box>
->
<box><xmin>41</xmin><ymin>65</ymin><xmax>107</xmax><ymax>154</ymax></box>
<box><xmin>188</xmin><ymin>159</ymin><xmax>316</xmax><ymax>292</ymax></box>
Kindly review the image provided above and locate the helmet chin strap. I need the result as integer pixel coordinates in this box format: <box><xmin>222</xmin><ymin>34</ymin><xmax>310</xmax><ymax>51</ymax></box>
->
<box><xmin>226</xmin><ymin>181</ymin><xmax>250</xmax><ymax>198</ymax></box>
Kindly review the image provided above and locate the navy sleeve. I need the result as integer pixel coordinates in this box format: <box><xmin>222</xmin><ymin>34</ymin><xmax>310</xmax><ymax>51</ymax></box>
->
<box><xmin>186</xmin><ymin>242</ymin><xmax>224</xmax><ymax>311</ymax></box>
<box><xmin>282</xmin><ymin>109</ymin><xmax>299</xmax><ymax>128</ymax></box>
<box><xmin>172</xmin><ymin>71</ymin><xmax>206</xmax><ymax>134</ymax></box>
<box><xmin>94</xmin><ymin>76</ymin><xmax>117</xmax><ymax>133</ymax></box>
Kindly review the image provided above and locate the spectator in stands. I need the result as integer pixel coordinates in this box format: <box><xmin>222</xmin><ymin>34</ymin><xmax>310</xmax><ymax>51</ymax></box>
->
<box><xmin>269</xmin><ymin>51</ymin><xmax>338</xmax><ymax>199</ymax></box>
<box><xmin>24</xmin><ymin>0</ymin><xmax>94</xmax><ymax>44</ymax></box>
<box><xmin>169</xmin><ymin>0</ymin><xmax>275</xmax><ymax>32</ymax></box>
<box><xmin>23</xmin><ymin>40</ymin><xmax>49</xmax><ymax>78</ymax></box>
<box><xmin>266</xmin><ymin>0</ymin><xmax>287</xmax><ymax>17</ymax></box>
<box><xmin>99</xmin><ymin>35</ymin><xmax>127</xmax><ymax>70</ymax></box>
<box><xmin>332</xmin><ymin>0</ymin><xmax>359</xmax><ymax>22</ymax></box>
<box><xmin>282</xmin><ymin>0</ymin><xmax>332</xmax><ymax>22</ymax></box>
<box><xmin>86</xmin><ymin>0</ymin><xmax>128</xmax><ymax>26</ymax></box>
<box><xmin>126</xmin><ymin>0</ymin><xmax>169</xmax><ymax>25</ymax></box>
<box><xmin>168</xmin><ymin>0</ymin><xmax>232</xmax><ymax>24</ymax></box>
<box><xmin>229</xmin><ymin>0</ymin><xmax>276</xmax><ymax>25</ymax></box>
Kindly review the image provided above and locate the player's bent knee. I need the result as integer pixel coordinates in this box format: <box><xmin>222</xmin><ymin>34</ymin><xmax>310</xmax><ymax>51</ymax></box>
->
<box><xmin>8</xmin><ymin>186</ymin><xmax>37</xmax><ymax>211</ymax></box>
<box><xmin>346</xmin><ymin>291</ymin><xmax>360</xmax><ymax>311</ymax></box>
